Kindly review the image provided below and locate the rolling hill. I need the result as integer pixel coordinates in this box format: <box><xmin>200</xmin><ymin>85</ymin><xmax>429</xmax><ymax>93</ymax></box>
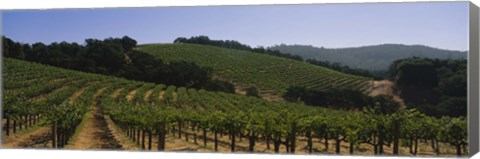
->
<box><xmin>2</xmin><ymin>58</ymin><xmax>467</xmax><ymax>156</ymax></box>
<box><xmin>138</xmin><ymin>43</ymin><xmax>372</xmax><ymax>97</ymax></box>
<box><xmin>268</xmin><ymin>44</ymin><xmax>467</xmax><ymax>71</ymax></box>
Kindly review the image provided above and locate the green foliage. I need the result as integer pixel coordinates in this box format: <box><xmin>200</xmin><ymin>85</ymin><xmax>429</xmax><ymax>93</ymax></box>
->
<box><xmin>394</xmin><ymin>58</ymin><xmax>438</xmax><ymax>87</ymax></box>
<box><xmin>3</xmin><ymin>57</ymin><xmax>468</xmax><ymax>156</ymax></box>
<box><xmin>389</xmin><ymin>57</ymin><xmax>467</xmax><ymax>117</ymax></box>
<box><xmin>3</xmin><ymin>36</ymin><xmax>235</xmax><ymax>94</ymax></box>
<box><xmin>139</xmin><ymin>44</ymin><xmax>371</xmax><ymax>96</ymax></box>
<box><xmin>245</xmin><ymin>87</ymin><xmax>260</xmax><ymax>98</ymax></box>
<box><xmin>283</xmin><ymin>86</ymin><xmax>383</xmax><ymax>111</ymax></box>
<box><xmin>175</xmin><ymin>35</ymin><xmax>304</xmax><ymax>61</ymax></box>
<box><xmin>306</xmin><ymin>58</ymin><xmax>376</xmax><ymax>78</ymax></box>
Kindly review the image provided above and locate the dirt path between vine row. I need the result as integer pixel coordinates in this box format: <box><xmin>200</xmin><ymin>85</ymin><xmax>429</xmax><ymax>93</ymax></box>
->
<box><xmin>158</xmin><ymin>91</ymin><xmax>165</xmax><ymax>101</ymax></box>
<box><xmin>368</xmin><ymin>80</ymin><xmax>406</xmax><ymax>108</ymax></box>
<box><xmin>126</xmin><ymin>89</ymin><xmax>137</xmax><ymax>102</ymax></box>
<box><xmin>66</xmin><ymin>87</ymin><xmax>138</xmax><ymax>150</ymax></box>
<box><xmin>1</xmin><ymin>85</ymin><xmax>91</xmax><ymax>149</ymax></box>
<box><xmin>1</xmin><ymin>127</ymin><xmax>52</xmax><ymax>148</ymax></box>
<box><xmin>143</xmin><ymin>89</ymin><xmax>153</xmax><ymax>102</ymax></box>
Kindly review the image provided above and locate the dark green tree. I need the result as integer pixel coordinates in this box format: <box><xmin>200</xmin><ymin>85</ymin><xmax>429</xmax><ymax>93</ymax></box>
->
<box><xmin>246</xmin><ymin>87</ymin><xmax>260</xmax><ymax>98</ymax></box>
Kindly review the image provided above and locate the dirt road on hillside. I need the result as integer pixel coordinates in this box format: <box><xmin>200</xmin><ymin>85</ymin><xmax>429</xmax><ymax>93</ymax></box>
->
<box><xmin>368</xmin><ymin>80</ymin><xmax>406</xmax><ymax>108</ymax></box>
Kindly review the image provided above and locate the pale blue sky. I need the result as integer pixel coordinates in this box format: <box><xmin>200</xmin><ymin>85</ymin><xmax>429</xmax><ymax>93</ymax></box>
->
<box><xmin>2</xmin><ymin>2</ymin><xmax>469</xmax><ymax>51</ymax></box>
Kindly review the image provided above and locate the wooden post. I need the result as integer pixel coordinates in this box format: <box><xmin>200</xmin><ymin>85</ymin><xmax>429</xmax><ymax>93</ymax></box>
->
<box><xmin>13</xmin><ymin>120</ymin><xmax>17</xmax><ymax>134</ymax></box>
<box><xmin>158</xmin><ymin>122</ymin><xmax>166</xmax><ymax>151</ymax></box>
<box><xmin>148</xmin><ymin>130</ymin><xmax>152</xmax><ymax>150</ymax></box>
<box><xmin>178</xmin><ymin>122</ymin><xmax>182</xmax><ymax>139</ymax></box>
<box><xmin>414</xmin><ymin>138</ymin><xmax>418</xmax><ymax>155</ymax></box>
<box><xmin>5</xmin><ymin>117</ymin><xmax>10</xmax><ymax>136</ymax></box>
<box><xmin>393</xmin><ymin>121</ymin><xmax>400</xmax><ymax>155</ymax></box>
<box><xmin>266</xmin><ymin>134</ymin><xmax>270</xmax><ymax>149</ymax></box>
<box><xmin>248</xmin><ymin>131</ymin><xmax>255</xmax><ymax>152</ymax></box>
<box><xmin>285</xmin><ymin>136</ymin><xmax>290</xmax><ymax>153</ymax></box>
<box><xmin>214</xmin><ymin>130</ymin><xmax>218</xmax><ymax>152</ymax></box>
<box><xmin>335</xmin><ymin>137</ymin><xmax>341</xmax><ymax>154</ymax></box>
<box><xmin>142</xmin><ymin>129</ymin><xmax>146</xmax><ymax>149</ymax></box>
<box><xmin>28</xmin><ymin>115</ymin><xmax>32</xmax><ymax>128</ymax></box>
<box><xmin>18</xmin><ymin>116</ymin><xmax>23</xmax><ymax>130</ymax></box>
<box><xmin>136</xmin><ymin>129</ymin><xmax>141</xmax><ymax>145</ymax></box>
<box><xmin>52</xmin><ymin>124</ymin><xmax>57</xmax><ymax>148</ymax></box>
<box><xmin>307</xmin><ymin>130</ymin><xmax>312</xmax><ymax>153</ymax></box>
<box><xmin>290</xmin><ymin>122</ymin><xmax>297</xmax><ymax>153</ymax></box>
<box><xmin>274</xmin><ymin>133</ymin><xmax>280</xmax><ymax>153</ymax></box>
<box><xmin>456</xmin><ymin>144</ymin><xmax>462</xmax><ymax>156</ymax></box>
<box><xmin>324</xmin><ymin>133</ymin><xmax>329</xmax><ymax>151</ymax></box>
<box><xmin>203</xmin><ymin>128</ymin><xmax>207</xmax><ymax>147</ymax></box>
<box><xmin>231</xmin><ymin>132</ymin><xmax>236</xmax><ymax>152</ymax></box>
<box><xmin>185</xmin><ymin>127</ymin><xmax>189</xmax><ymax>142</ymax></box>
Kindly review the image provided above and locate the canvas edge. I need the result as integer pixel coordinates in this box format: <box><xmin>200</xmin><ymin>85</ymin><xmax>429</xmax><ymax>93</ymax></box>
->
<box><xmin>468</xmin><ymin>1</ymin><xmax>480</xmax><ymax>157</ymax></box>
<box><xmin>0</xmin><ymin>10</ymin><xmax>4</xmax><ymax>147</ymax></box>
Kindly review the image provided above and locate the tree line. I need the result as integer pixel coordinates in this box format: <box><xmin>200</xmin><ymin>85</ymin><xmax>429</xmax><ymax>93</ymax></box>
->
<box><xmin>2</xmin><ymin>36</ymin><xmax>235</xmax><ymax>93</ymax></box>
<box><xmin>283</xmin><ymin>86</ymin><xmax>399</xmax><ymax>113</ymax></box>
<box><xmin>388</xmin><ymin>57</ymin><xmax>467</xmax><ymax>117</ymax></box>
<box><xmin>174</xmin><ymin>35</ymin><xmax>304</xmax><ymax>61</ymax></box>
<box><xmin>306</xmin><ymin>59</ymin><xmax>381</xmax><ymax>79</ymax></box>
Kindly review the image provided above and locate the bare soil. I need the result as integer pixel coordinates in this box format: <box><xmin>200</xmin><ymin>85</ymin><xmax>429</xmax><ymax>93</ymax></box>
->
<box><xmin>1</xmin><ymin>86</ymin><xmax>89</xmax><ymax>149</ymax></box>
<box><xmin>64</xmin><ymin>106</ymin><xmax>123</xmax><ymax>150</ymax></box>
<box><xmin>168</xmin><ymin>127</ymin><xmax>457</xmax><ymax>156</ymax></box>
<box><xmin>368</xmin><ymin>80</ymin><xmax>406</xmax><ymax>108</ymax></box>
<box><xmin>1</xmin><ymin>127</ymin><xmax>52</xmax><ymax>148</ymax></box>
<box><xmin>103</xmin><ymin>115</ymin><xmax>140</xmax><ymax>150</ymax></box>
<box><xmin>234</xmin><ymin>85</ymin><xmax>283</xmax><ymax>101</ymax></box>
<box><xmin>111</xmin><ymin>88</ymin><xmax>123</xmax><ymax>99</ymax></box>
<box><xmin>143</xmin><ymin>89</ymin><xmax>153</xmax><ymax>103</ymax></box>
<box><xmin>65</xmin><ymin>88</ymin><xmax>128</xmax><ymax>150</ymax></box>
<box><xmin>158</xmin><ymin>91</ymin><xmax>165</xmax><ymax>101</ymax></box>
<box><xmin>69</xmin><ymin>86</ymin><xmax>88</xmax><ymax>104</ymax></box>
<box><xmin>126</xmin><ymin>89</ymin><xmax>137</xmax><ymax>102</ymax></box>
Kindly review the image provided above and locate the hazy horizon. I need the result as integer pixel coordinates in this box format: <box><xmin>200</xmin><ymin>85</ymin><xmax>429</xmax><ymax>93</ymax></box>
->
<box><xmin>2</xmin><ymin>2</ymin><xmax>469</xmax><ymax>51</ymax></box>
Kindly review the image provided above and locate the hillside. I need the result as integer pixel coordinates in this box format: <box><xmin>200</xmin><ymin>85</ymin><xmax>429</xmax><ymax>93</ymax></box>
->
<box><xmin>268</xmin><ymin>44</ymin><xmax>467</xmax><ymax>71</ymax></box>
<box><xmin>138</xmin><ymin>43</ymin><xmax>372</xmax><ymax>97</ymax></box>
<box><xmin>2</xmin><ymin>58</ymin><xmax>467</xmax><ymax>156</ymax></box>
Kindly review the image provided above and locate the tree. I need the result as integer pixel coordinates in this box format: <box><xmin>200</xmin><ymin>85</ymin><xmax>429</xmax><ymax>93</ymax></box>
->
<box><xmin>2</xmin><ymin>36</ymin><xmax>25</xmax><ymax>59</ymax></box>
<box><xmin>438</xmin><ymin>74</ymin><xmax>467</xmax><ymax>97</ymax></box>
<box><xmin>395</xmin><ymin>58</ymin><xmax>438</xmax><ymax>88</ymax></box>
<box><xmin>443</xmin><ymin>117</ymin><xmax>468</xmax><ymax>156</ymax></box>
<box><xmin>174</xmin><ymin>37</ymin><xmax>187</xmax><ymax>43</ymax></box>
<box><xmin>389</xmin><ymin>57</ymin><xmax>467</xmax><ymax>117</ymax></box>
<box><xmin>85</xmin><ymin>38</ymin><xmax>126</xmax><ymax>75</ymax></box>
<box><xmin>371</xmin><ymin>95</ymin><xmax>400</xmax><ymax>114</ymax></box>
<box><xmin>246</xmin><ymin>87</ymin><xmax>260</xmax><ymax>98</ymax></box>
<box><xmin>437</xmin><ymin>97</ymin><xmax>466</xmax><ymax>117</ymax></box>
<box><xmin>120</xmin><ymin>36</ymin><xmax>137</xmax><ymax>52</ymax></box>
<box><xmin>283</xmin><ymin>86</ymin><xmax>307</xmax><ymax>102</ymax></box>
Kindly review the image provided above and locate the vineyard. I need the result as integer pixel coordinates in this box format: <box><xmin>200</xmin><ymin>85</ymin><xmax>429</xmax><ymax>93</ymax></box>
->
<box><xmin>2</xmin><ymin>58</ymin><xmax>468</xmax><ymax>156</ymax></box>
<box><xmin>138</xmin><ymin>44</ymin><xmax>372</xmax><ymax>97</ymax></box>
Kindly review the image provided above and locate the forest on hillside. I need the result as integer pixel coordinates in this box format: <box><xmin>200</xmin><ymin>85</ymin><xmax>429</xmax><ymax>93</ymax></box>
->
<box><xmin>269</xmin><ymin>44</ymin><xmax>467</xmax><ymax>74</ymax></box>
<box><xmin>388</xmin><ymin>57</ymin><xmax>467</xmax><ymax>117</ymax></box>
